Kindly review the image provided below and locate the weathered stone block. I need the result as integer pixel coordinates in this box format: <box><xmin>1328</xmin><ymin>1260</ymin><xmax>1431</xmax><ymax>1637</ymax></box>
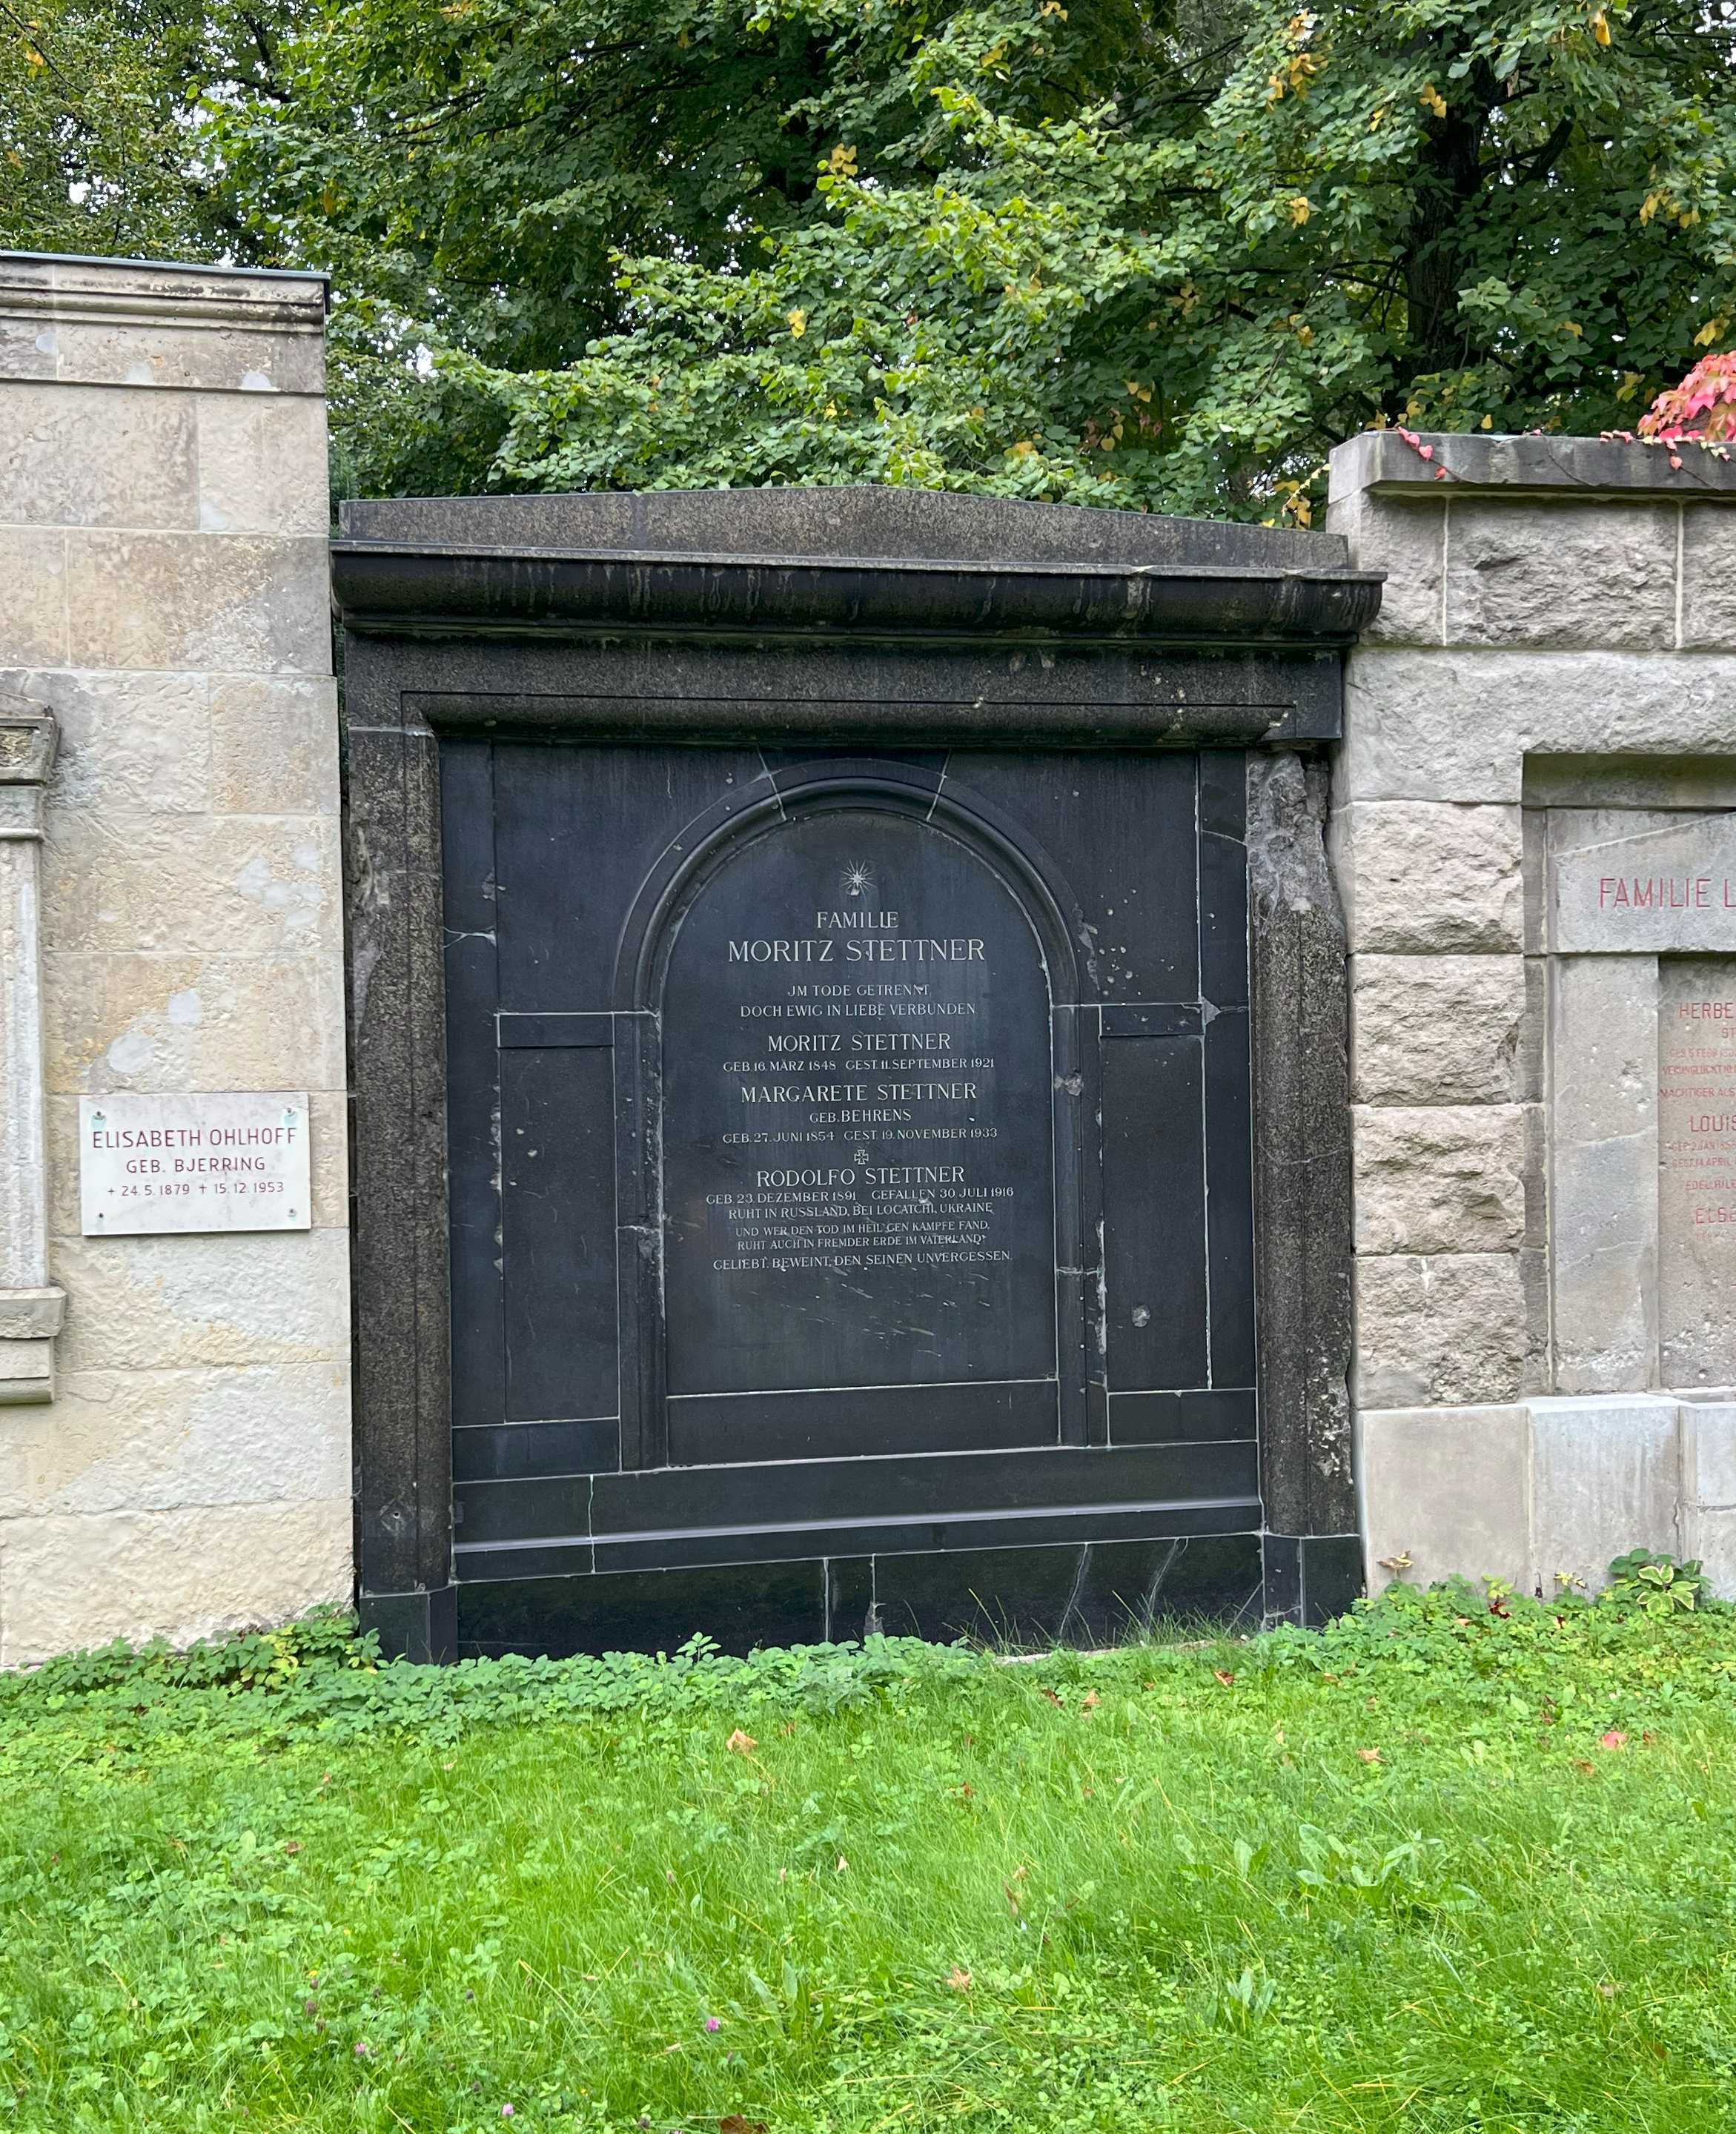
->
<box><xmin>0</xmin><ymin>1360</ymin><xmax>349</xmax><ymax>1520</ymax></box>
<box><xmin>1548</xmin><ymin>953</ymin><xmax>1657</xmax><ymax>1394</ymax></box>
<box><xmin>1351</xmin><ymin>953</ymin><xmax>1525</xmax><ymax>1104</ymax></box>
<box><xmin>1339</xmin><ymin>649</ymin><xmax>1736</xmax><ymax>804</ymax></box>
<box><xmin>1679</xmin><ymin>1399</ymin><xmax>1736</xmax><ymax>1510</ymax></box>
<box><xmin>1680</xmin><ymin>1507</ymin><xmax>1736</xmax><ymax>1601</ymax></box>
<box><xmin>1353</xmin><ymin>1251</ymin><xmax>1528</xmax><ymax>1408</ymax></box>
<box><xmin>0</xmin><ymin>309</ymin><xmax>57</xmax><ymax>382</ymax></box>
<box><xmin>1324</xmin><ymin>488</ymin><xmax>1443</xmax><ymax>646</ymax></box>
<box><xmin>1358</xmin><ymin>1402</ymin><xmax>1529</xmax><ymax>1591</ymax></box>
<box><xmin>50</xmin><ymin>1229</ymin><xmax>349</xmax><ymax>1371</ymax></box>
<box><xmin>0</xmin><ymin>529</ymin><xmax>69</xmax><ymax>666</ymax></box>
<box><xmin>197</xmin><ymin>394</ymin><xmax>331</xmax><ymax>536</ymax></box>
<box><xmin>1681</xmin><ymin>507</ymin><xmax>1736</xmax><ymax>651</ymax></box>
<box><xmin>1528</xmin><ymin>1394</ymin><xmax>1680</xmax><ymax>1593</ymax></box>
<box><xmin>42</xmin><ymin>812</ymin><xmax>338</xmax><ymax>955</ymax></box>
<box><xmin>4</xmin><ymin>669</ymin><xmax>213</xmax><ymax>813</ymax></box>
<box><xmin>1445</xmin><ymin>500</ymin><xmax>1676</xmax><ymax>651</ymax></box>
<box><xmin>1354</xmin><ymin>1104</ymin><xmax>1530</xmax><ymax>1254</ymax></box>
<box><xmin>1333</xmin><ymin>801</ymin><xmax>1523</xmax><ymax>952</ymax></box>
<box><xmin>0</xmin><ymin>1496</ymin><xmax>351</xmax><ymax>1666</ymax></box>
<box><xmin>210</xmin><ymin>676</ymin><xmax>339</xmax><ymax>815</ymax></box>
<box><xmin>0</xmin><ymin>382</ymin><xmax>197</xmax><ymax>528</ymax></box>
<box><xmin>42</xmin><ymin>950</ymin><xmax>347</xmax><ymax>1095</ymax></box>
<box><xmin>64</xmin><ymin>531</ymin><xmax>331</xmax><ymax>675</ymax></box>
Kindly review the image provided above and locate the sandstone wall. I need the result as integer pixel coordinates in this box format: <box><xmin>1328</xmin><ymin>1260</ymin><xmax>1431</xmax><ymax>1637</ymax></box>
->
<box><xmin>0</xmin><ymin>254</ymin><xmax>350</xmax><ymax>1663</ymax></box>
<box><xmin>1329</xmin><ymin>431</ymin><xmax>1736</xmax><ymax>1594</ymax></box>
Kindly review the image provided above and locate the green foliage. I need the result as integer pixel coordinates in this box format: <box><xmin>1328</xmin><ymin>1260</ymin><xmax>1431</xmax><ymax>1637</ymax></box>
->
<box><xmin>222</xmin><ymin>0</ymin><xmax>1736</xmax><ymax>511</ymax></box>
<box><xmin>7</xmin><ymin>0</ymin><xmax>1734</xmax><ymax>511</ymax></box>
<box><xmin>1605</xmin><ymin>1546</ymin><xmax>1708</xmax><ymax>1617</ymax></box>
<box><xmin>7</xmin><ymin>1586</ymin><xmax>1736</xmax><ymax>2126</ymax></box>
<box><xmin>0</xmin><ymin>0</ymin><xmax>299</xmax><ymax>263</ymax></box>
<box><xmin>483</xmin><ymin>0</ymin><xmax>1736</xmax><ymax>517</ymax></box>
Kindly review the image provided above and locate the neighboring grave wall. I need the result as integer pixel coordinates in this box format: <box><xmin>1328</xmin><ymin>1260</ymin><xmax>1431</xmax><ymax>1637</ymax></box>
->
<box><xmin>0</xmin><ymin>254</ymin><xmax>350</xmax><ymax>1664</ymax></box>
<box><xmin>1329</xmin><ymin>431</ymin><xmax>1736</xmax><ymax>1597</ymax></box>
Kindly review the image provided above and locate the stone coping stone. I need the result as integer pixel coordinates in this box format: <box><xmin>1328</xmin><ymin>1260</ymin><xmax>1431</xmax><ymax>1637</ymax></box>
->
<box><xmin>1330</xmin><ymin>428</ymin><xmax>1736</xmax><ymax>504</ymax></box>
<box><xmin>339</xmin><ymin>486</ymin><xmax>1354</xmax><ymax>571</ymax></box>
<box><xmin>0</xmin><ymin>251</ymin><xmax>327</xmax><ymax>319</ymax></box>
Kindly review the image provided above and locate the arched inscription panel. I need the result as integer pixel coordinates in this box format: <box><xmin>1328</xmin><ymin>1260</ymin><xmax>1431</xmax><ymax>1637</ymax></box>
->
<box><xmin>660</xmin><ymin>803</ymin><xmax>1059</xmax><ymax>1458</ymax></box>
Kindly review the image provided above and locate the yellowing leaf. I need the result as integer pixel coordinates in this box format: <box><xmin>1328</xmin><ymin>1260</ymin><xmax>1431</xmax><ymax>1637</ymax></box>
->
<box><xmin>1591</xmin><ymin>7</ymin><xmax>1610</xmax><ymax>41</ymax></box>
<box><xmin>1038</xmin><ymin>1</ymin><xmax>1068</xmax><ymax>16</ymax></box>
<box><xmin>1296</xmin><ymin>324</ymin><xmax>1315</xmax><ymax>346</ymax></box>
<box><xmin>1694</xmin><ymin>316</ymin><xmax>1727</xmax><ymax>347</ymax></box>
<box><xmin>1420</xmin><ymin>82</ymin><xmax>1447</xmax><ymax>119</ymax></box>
<box><xmin>1617</xmin><ymin>371</ymin><xmax>1645</xmax><ymax>401</ymax></box>
<box><xmin>1007</xmin><ymin>440</ymin><xmax>1036</xmax><ymax>457</ymax></box>
<box><xmin>726</xmin><ymin>1729</ymin><xmax>757</xmax><ymax>1754</ymax></box>
<box><xmin>1480</xmin><ymin>413</ymin><xmax>1494</xmax><ymax>428</ymax></box>
<box><xmin>1560</xmin><ymin>319</ymin><xmax>1583</xmax><ymax>337</ymax></box>
<box><xmin>787</xmin><ymin>309</ymin><xmax>807</xmax><ymax>338</ymax></box>
<box><xmin>826</xmin><ymin>144</ymin><xmax>858</xmax><ymax>176</ymax></box>
<box><xmin>1288</xmin><ymin>195</ymin><xmax>1311</xmax><ymax>225</ymax></box>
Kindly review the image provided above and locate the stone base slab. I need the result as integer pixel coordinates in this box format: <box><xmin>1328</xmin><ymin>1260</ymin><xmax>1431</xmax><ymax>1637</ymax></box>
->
<box><xmin>1360</xmin><ymin>1391</ymin><xmax>1736</xmax><ymax>1597</ymax></box>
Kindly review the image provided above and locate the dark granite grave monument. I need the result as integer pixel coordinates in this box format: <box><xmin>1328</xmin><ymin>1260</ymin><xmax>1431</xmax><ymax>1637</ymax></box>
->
<box><xmin>331</xmin><ymin>490</ymin><xmax>1379</xmax><ymax>1660</ymax></box>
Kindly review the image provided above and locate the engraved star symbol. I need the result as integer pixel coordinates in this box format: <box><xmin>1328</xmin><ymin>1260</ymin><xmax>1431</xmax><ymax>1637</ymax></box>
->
<box><xmin>841</xmin><ymin>864</ymin><xmax>874</xmax><ymax>898</ymax></box>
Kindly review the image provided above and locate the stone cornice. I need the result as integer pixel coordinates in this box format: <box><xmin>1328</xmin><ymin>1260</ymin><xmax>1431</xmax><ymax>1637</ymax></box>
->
<box><xmin>330</xmin><ymin>538</ymin><xmax>1383</xmax><ymax>652</ymax></box>
<box><xmin>0</xmin><ymin>252</ymin><xmax>327</xmax><ymax>347</ymax></box>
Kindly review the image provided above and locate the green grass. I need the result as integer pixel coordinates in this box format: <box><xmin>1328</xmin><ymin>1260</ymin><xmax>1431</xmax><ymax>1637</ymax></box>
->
<box><xmin>4</xmin><ymin>1581</ymin><xmax>1736</xmax><ymax>2133</ymax></box>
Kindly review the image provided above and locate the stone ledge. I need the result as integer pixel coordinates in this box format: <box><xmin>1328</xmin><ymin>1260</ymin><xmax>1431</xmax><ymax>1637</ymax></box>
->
<box><xmin>0</xmin><ymin>1287</ymin><xmax>65</xmax><ymax>1338</ymax></box>
<box><xmin>1331</xmin><ymin>428</ymin><xmax>1736</xmax><ymax>504</ymax></box>
<box><xmin>0</xmin><ymin>1336</ymin><xmax>54</xmax><ymax>1405</ymax></box>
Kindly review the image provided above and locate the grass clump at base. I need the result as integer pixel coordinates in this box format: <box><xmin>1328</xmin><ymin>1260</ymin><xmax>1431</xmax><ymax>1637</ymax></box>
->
<box><xmin>3</xmin><ymin>1579</ymin><xmax>1736</xmax><ymax>2132</ymax></box>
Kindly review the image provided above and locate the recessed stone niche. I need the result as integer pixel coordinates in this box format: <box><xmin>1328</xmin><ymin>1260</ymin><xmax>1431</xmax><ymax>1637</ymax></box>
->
<box><xmin>1545</xmin><ymin>797</ymin><xmax>1736</xmax><ymax>1394</ymax></box>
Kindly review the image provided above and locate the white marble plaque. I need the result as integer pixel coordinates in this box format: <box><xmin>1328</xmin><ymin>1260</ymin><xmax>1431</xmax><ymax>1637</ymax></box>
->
<box><xmin>79</xmin><ymin>1093</ymin><xmax>311</xmax><ymax>1236</ymax></box>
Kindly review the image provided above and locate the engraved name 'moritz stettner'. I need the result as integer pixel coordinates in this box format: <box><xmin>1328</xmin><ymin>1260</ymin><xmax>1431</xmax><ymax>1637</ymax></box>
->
<box><xmin>727</xmin><ymin>908</ymin><xmax>988</xmax><ymax>964</ymax></box>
